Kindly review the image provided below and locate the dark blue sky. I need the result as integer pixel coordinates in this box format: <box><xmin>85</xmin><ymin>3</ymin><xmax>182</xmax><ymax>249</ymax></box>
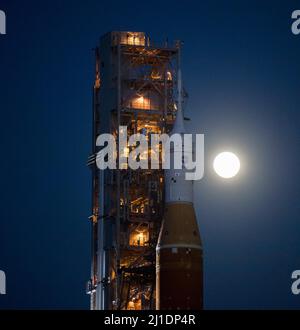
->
<box><xmin>0</xmin><ymin>0</ymin><xmax>299</xmax><ymax>309</ymax></box>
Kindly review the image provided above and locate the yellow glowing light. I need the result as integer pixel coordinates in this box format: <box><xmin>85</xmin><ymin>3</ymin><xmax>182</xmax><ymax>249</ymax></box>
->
<box><xmin>131</xmin><ymin>96</ymin><xmax>151</xmax><ymax>110</ymax></box>
<box><xmin>213</xmin><ymin>152</ymin><xmax>240</xmax><ymax>179</ymax></box>
<box><xmin>123</xmin><ymin>147</ymin><xmax>129</xmax><ymax>157</ymax></box>
<box><xmin>129</xmin><ymin>229</ymin><xmax>148</xmax><ymax>247</ymax></box>
<box><xmin>127</xmin><ymin>301</ymin><xmax>135</xmax><ymax>310</ymax></box>
<box><xmin>123</xmin><ymin>33</ymin><xmax>145</xmax><ymax>46</ymax></box>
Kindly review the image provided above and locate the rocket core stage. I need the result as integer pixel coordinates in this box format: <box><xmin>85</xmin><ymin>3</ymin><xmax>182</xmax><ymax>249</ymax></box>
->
<box><xmin>156</xmin><ymin>67</ymin><xmax>203</xmax><ymax>310</ymax></box>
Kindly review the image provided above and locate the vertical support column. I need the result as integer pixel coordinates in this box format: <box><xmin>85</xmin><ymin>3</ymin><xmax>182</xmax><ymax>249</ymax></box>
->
<box><xmin>176</xmin><ymin>41</ymin><xmax>182</xmax><ymax>114</ymax></box>
<box><xmin>90</xmin><ymin>47</ymin><xmax>101</xmax><ymax>310</ymax></box>
<box><xmin>163</xmin><ymin>64</ymin><xmax>167</xmax><ymax>134</ymax></box>
<box><xmin>115</xmin><ymin>40</ymin><xmax>122</xmax><ymax>309</ymax></box>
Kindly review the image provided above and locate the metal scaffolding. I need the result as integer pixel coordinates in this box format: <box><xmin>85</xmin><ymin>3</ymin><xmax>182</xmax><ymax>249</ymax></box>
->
<box><xmin>87</xmin><ymin>31</ymin><xmax>181</xmax><ymax>310</ymax></box>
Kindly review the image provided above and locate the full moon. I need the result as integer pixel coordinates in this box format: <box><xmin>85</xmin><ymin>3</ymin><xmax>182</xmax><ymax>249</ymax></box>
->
<box><xmin>213</xmin><ymin>152</ymin><xmax>240</xmax><ymax>179</ymax></box>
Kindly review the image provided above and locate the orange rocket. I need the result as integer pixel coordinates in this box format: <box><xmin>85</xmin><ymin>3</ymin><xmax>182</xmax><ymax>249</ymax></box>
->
<box><xmin>156</xmin><ymin>68</ymin><xmax>203</xmax><ymax>310</ymax></box>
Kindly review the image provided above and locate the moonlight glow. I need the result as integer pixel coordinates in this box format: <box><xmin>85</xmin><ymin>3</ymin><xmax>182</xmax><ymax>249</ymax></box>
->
<box><xmin>213</xmin><ymin>152</ymin><xmax>240</xmax><ymax>179</ymax></box>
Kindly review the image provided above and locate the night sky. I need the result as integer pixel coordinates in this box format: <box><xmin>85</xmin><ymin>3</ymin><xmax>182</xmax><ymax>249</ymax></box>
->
<box><xmin>0</xmin><ymin>0</ymin><xmax>299</xmax><ymax>309</ymax></box>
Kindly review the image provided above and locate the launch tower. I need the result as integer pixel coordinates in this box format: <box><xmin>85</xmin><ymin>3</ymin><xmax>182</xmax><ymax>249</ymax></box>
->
<box><xmin>87</xmin><ymin>31</ymin><xmax>182</xmax><ymax>310</ymax></box>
